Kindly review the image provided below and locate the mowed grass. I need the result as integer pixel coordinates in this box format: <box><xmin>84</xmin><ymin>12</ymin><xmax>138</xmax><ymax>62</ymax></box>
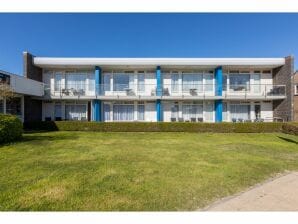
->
<box><xmin>0</xmin><ymin>131</ymin><xmax>298</xmax><ymax>211</ymax></box>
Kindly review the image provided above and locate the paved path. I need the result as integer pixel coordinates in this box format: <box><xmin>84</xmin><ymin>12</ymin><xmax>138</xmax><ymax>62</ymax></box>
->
<box><xmin>203</xmin><ymin>172</ymin><xmax>298</xmax><ymax>211</ymax></box>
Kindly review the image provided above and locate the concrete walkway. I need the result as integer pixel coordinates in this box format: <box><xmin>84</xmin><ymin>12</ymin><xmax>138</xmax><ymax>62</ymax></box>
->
<box><xmin>203</xmin><ymin>172</ymin><xmax>298</xmax><ymax>211</ymax></box>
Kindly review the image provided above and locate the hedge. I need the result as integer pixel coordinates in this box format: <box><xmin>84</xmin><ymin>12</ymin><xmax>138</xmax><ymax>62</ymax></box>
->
<box><xmin>0</xmin><ymin>114</ymin><xmax>23</xmax><ymax>143</ymax></box>
<box><xmin>23</xmin><ymin>121</ymin><xmax>284</xmax><ymax>133</ymax></box>
<box><xmin>282</xmin><ymin>123</ymin><xmax>298</xmax><ymax>136</ymax></box>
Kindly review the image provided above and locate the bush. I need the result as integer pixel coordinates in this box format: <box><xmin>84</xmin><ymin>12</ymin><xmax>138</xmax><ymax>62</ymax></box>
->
<box><xmin>282</xmin><ymin>123</ymin><xmax>298</xmax><ymax>135</ymax></box>
<box><xmin>23</xmin><ymin>121</ymin><xmax>284</xmax><ymax>133</ymax></box>
<box><xmin>0</xmin><ymin>114</ymin><xmax>23</xmax><ymax>143</ymax></box>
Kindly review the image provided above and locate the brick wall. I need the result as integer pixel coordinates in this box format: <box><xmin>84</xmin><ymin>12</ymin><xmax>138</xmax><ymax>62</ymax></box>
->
<box><xmin>23</xmin><ymin>52</ymin><xmax>43</xmax><ymax>82</ymax></box>
<box><xmin>272</xmin><ymin>56</ymin><xmax>294</xmax><ymax>121</ymax></box>
<box><xmin>23</xmin><ymin>52</ymin><xmax>43</xmax><ymax>121</ymax></box>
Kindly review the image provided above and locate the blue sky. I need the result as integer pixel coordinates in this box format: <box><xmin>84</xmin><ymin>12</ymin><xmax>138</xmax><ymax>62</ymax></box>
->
<box><xmin>0</xmin><ymin>13</ymin><xmax>297</xmax><ymax>75</ymax></box>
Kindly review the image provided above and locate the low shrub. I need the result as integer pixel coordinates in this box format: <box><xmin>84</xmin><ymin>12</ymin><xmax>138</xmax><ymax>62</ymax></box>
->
<box><xmin>0</xmin><ymin>114</ymin><xmax>23</xmax><ymax>143</ymax></box>
<box><xmin>282</xmin><ymin>123</ymin><xmax>298</xmax><ymax>135</ymax></box>
<box><xmin>23</xmin><ymin>121</ymin><xmax>284</xmax><ymax>133</ymax></box>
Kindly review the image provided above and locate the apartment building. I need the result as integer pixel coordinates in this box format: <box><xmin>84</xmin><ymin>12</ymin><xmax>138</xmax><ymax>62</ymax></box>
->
<box><xmin>23</xmin><ymin>52</ymin><xmax>294</xmax><ymax>123</ymax></box>
<box><xmin>0</xmin><ymin>69</ymin><xmax>44</xmax><ymax>121</ymax></box>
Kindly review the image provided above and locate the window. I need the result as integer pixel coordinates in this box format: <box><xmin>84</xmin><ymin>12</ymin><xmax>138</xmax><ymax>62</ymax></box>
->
<box><xmin>65</xmin><ymin>72</ymin><xmax>86</xmax><ymax>90</ymax></box>
<box><xmin>65</xmin><ymin>104</ymin><xmax>87</xmax><ymax>121</ymax></box>
<box><xmin>171</xmin><ymin>72</ymin><xmax>179</xmax><ymax>92</ymax></box>
<box><xmin>88</xmin><ymin>73</ymin><xmax>95</xmax><ymax>92</ymax></box>
<box><xmin>222</xmin><ymin>102</ymin><xmax>228</xmax><ymax>121</ymax></box>
<box><xmin>204</xmin><ymin>102</ymin><xmax>214</xmax><ymax>122</ymax></box>
<box><xmin>103</xmin><ymin>104</ymin><xmax>110</xmax><ymax>121</ymax></box>
<box><xmin>229</xmin><ymin>72</ymin><xmax>250</xmax><ymax>91</ymax></box>
<box><xmin>182</xmin><ymin>73</ymin><xmax>203</xmax><ymax>92</ymax></box>
<box><xmin>54</xmin><ymin>72</ymin><xmax>62</xmax><ymax>91</ymax></box>
<box><xmin>54</xmin><ymin>104</ymin><xmax>62</xmax><ymax>120</ymax></box>
<box><xmin>230</xmin><ymin>104</ymin><xmax>250</xmax><ymax>120</ymax></box>
<box><xmin>0</xmin><ymin>99</ymin><xmax>3</xmax><ymax>113</ymax></box>
<box><xmin>252</xmin><ymin>73</ymin><xmax>261</xmax><ymax>93</ymax></box>
<box><xmin>295</xmin><ymin>84</ymin><xmax>298</xmax><ymax>95</ymax></box>
<box><xmin>171</xmin><ymin>103</ymin><xmax>179</xmax><ymax>120</ymax></box>
<box><xmin>103</xmin><ymin>73</ymin><xmax>111</xmax><ymax>91</ymax></box>
<box><xmin>137</xmin><ymin>72</ymin><xmax>145</xmax><ymax>92</ymax></box>
<box><xmin>204</xmin><ymin>73</ymin><xmax>214</xmax><ymax>92</ymax></box>
<box><xmin>223</xmin><ymin>74</ymin><xmax>228</xmax><ymax>91</ymax></box>
<box><xmin>182</xmin><ymin>102</ymin><xmax>203</xmax><ymax>121</ymax></box>
<box><xmin>113</xmin><ymin>73</ymin><xmax>134</xmax><ymax>91</ymax></box>
<box><xmin>137</xmin><ymin>104</ymin><xmax>145</xmax><ymax>121</ymax></box>
<box><xmin>113</xmin><ymin>104</ymin><xmax>134</xmax><ymax>121</ymax></box>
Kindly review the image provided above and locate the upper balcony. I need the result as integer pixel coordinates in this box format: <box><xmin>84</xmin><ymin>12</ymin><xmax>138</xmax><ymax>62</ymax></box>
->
<box><xmin>44</xmin><ymin>83</ymin><xmax>286</xmax><ymax>100</ymax></box>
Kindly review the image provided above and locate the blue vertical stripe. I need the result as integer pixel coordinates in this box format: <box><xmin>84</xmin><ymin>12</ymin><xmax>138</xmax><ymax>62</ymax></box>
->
<box><xmin>92</xmin><ymin>99</ymin><xmax>101</xmax><ymax>122</ymax></box>
<box><xmin>156</xmin><ymin>99</ymin><xmax>162</xmax><ymax>122</ymax></box>
<box><xmin>215</xmin><ymin>100</ymin><xmax>222</xmax><ymax>122</ymax></box>
<box><xmin>215</xmin><ymin>66</ymin><xmax>223</xmax><ymax>96</ymax></box>
<box><xmin>156</xmin><ymin>66</ymin><xmax>162</xmax><ymax>96</ymax></box>
<box><xmin>95</xmin><ymin>66</ymin><xmax>102</xmax><ymax>95</ymax></box>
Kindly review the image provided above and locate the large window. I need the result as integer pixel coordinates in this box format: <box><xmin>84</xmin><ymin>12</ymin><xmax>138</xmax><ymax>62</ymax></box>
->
<box><xmin>54</xmin><ymin>72</ymin><xmax>62</xmax><ymax>91</ymax></box>
<box><xmin>204</xmin><ymin>102</ymin><xmax>214</xmax><ymax>122</ymax></box>
<box><xmin>103</xmin><ymin>103</ymin><xmax>111</xmax><ymax>121</ymax></box>
<box><xmin>182</xmin><ymin>73</ymin><xmax>203</xmax><ymax>92</ymax></box>
<box><xmin>182</xmin><ymin>102</ymin><xmax>203</xmax><ymax>121</ymax></box>
<box><xmin>113</xmin><ymin>103</ymin><xmax>134</xmax><ymax>121</ymax></box>
<box><xmin>65</xmin><ymin>72</ymin><xmax>86</xmax><ymax>90</ymax></box>
<box><xmin>65</xmin><ymin>104</ymin><xmax>87</xmax><ymax>121</ymax></box>
<box><xmin>137</xmin><ymin>72</ymin><xmax>145</xmax><ymax>92</ymax></box>
<box><xmin>113</xmin><ymin>72</ymin><xmax>134</xmax><ymax>91</ymax></box>
<box><xmin>103</xmin><ymin>73</ymin><xmax>111</xmax><ymax>91</ymax></box>
<box><xmin>171</xmin><ymin>73</ymin><xmax>179</xmax><ymax>92</ymax></box>
<box><xmin>252</xmin><ymin>72</ymin><xmax>261</xmax><ymax>93</ymax></box>
<box><xmin>171</xmin><ymin>103</ymin><xmax>179</xmax><ymax>120</ymax></box>
<box><xmin>229</xmin><ymin>72</ymin><xmax>250</xmax><ymax>91</ymax></box>
<box><xmin>204</xmin><ymin>73</ymin><xmax>214</xmax><ymax>92</ymax></box>
<box><xmin>222</xmin><ymin>102</ymin><xmax>228</xmax><ymax>121</ymax></box>
<box><xmin>137</xmin><ymin>103</ymin><xmax>145</xmax><ymax>121</ymax></box>
<box><xmin>230</xmin><ymin>103</ymin><xmax>250</xmax><ymax>121</ymax></box>
<box><xmin>54</xmin><ymin>103</ymin><xmax>62</xmax><ymax>120</ymax></box>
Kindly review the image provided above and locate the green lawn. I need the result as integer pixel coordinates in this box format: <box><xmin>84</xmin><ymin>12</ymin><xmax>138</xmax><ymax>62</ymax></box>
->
<box><xmin>0</xmin><ymin>131</ymin><xmax>298</xmax><ymax>211</ymax></box>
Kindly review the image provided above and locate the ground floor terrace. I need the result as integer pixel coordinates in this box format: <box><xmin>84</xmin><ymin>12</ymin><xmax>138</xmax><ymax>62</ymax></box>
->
<box><xmin>42</xmin><ymin>99</ymin><xmax>276</xmax><ymax>122</ymax></box>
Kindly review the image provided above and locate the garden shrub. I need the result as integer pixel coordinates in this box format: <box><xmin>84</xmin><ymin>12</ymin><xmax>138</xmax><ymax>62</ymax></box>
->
<box><xmin>23</xmin><ymin>121</ymin><xmax>284</xmax><ymax>133</ymax></box>
<box><xmin>282</xmin><ymin>123</ymin><xmax>298</xmax><ymax>136</ymax></box>
<box><xmin>0</xmin><ymin>114</ymin><xmax>23</xmax><ymax>143</ymax></box>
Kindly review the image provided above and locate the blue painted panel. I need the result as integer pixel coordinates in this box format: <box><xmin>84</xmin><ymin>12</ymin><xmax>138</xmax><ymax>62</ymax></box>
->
<box><xmin>215</xmin><ymin>66</ymin><xmax>223</xmax><ymax>96</ymax></box>
<box><xmin>95</xmin><ymin>66</ymin><xmax>102</xmax><ymax>95</ymax></box>
<box><xmin>92</xmin><ymin>99</ymin><xmax>102</xmax><ymax>122</ymax></box>
<box><xmin>215</xmin><ymin>100</ymin><xmax>222</xmax><ymax>122</ymax></box>
<box><xmin>156</xmin><ymin>66</ymin><xmax>162</xmax><ymax>96</ymax></box>
<box><xmin>156</xmin><ymin>99</ymin><xmax>162</xmax><ymax>121</ymax></box>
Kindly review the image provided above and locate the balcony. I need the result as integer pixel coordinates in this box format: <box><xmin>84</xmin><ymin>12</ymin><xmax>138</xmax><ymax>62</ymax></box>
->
<box><xmin>44</xmin><ymin>84</ymin><xmax>286</xmax><ymax>100</ymax></box>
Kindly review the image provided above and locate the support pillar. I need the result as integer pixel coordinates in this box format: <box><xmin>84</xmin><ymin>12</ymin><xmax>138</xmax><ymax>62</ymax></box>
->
<box><xmin>156</xmin><ymin>99</ymin><xmax>162</xmax><ymax>122</ymax></box>
<box><xmin>95</xmin><ymin>66</ymin><xmax>102</xmax><ymax>95</ymax></box>
<box><xmin>156</xmin><ymin>66</ymin><xmax>162</xmax><ymax>96</ymax></box>
<box><xmin>92</xmin><ymin>100</ymin><xmax>101</xmax><ymax>122</ymax></box>
<box><xmin>215</xmin><ymin>66</ymin><xmax>223</xmax><ymax>122</ymax></box>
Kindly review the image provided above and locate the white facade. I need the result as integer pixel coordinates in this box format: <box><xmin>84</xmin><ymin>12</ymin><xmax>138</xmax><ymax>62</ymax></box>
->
<box><xmin>20</xmin><ymin>56</ymin><xmax>289</xmax><ymax>122</ymax></box>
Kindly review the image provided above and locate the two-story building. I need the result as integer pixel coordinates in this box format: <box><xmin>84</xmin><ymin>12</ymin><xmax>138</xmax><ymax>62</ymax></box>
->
<box><xmin>23</xmin><ymin>52</ymin><xmax>294</xmax><ymax>123</ymax></box>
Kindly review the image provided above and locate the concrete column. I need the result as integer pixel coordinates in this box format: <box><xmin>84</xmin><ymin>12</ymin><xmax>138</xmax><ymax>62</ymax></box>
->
<box><xmin>215</xmin><ymin>100</ymin><xmax>223</xmax><ymax>122</ymax></box>
<box><xmin>156</xmin><ymin>66</ymin><xmax>162</xmax><ymax>96</ymax></box>
<box><xmin>95</xmin><ymin>66</ymin><xmax>102</xmax><ymax>95</ymax></box>
<box><xmin>215</xmin><ymin>66</ymin><xmax>223</xmax><ymax>122</ymax></box>
<box><xmin>156</xmin><ymin>99</ymin><xmax>162</xmax><ymax>122</ymax></box>
<box><xmin>92</xmin><ymin>99</ymin><xmax>101</xmax><ymax>122</ymax></box>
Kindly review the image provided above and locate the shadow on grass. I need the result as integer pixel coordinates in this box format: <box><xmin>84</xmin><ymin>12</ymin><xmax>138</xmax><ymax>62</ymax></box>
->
<box><xmin>21</xmin><ymin>134</ymin><xmax>79</xmax><ymax>142</ymax></box>
<box><xmin>277</xmin><ymin>136</ymin><xmax>298</xmax><ymax>145</ymax></box>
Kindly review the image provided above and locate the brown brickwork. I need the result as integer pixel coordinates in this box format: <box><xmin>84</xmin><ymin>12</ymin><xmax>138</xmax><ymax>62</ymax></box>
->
<box><xmin>23</xmin><ymin>52</ymin><xmax>43</xmax><ymax>121</ymax></box>
<box><xmin>23</xmin><ymin>52</ymin><xmax>43</xmax><ymax>82</ymax></box>
<box><xmin>272</xmin><ymin>56</ymin><xmax>294</xmax><ymax>121</ymax></box>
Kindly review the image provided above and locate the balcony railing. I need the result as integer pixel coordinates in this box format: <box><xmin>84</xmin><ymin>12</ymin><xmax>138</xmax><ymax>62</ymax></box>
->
<box><xmin>44</xmin><ymin>84</ymin><xmax>286</xmax><ymax>99</ymax></box>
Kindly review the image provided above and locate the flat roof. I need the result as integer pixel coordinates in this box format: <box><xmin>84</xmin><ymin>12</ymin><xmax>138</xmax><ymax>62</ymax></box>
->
<box><xmin>33</xmin><ymin>57</ymin><xmax>286</xmax><ymax>69</ymax></box>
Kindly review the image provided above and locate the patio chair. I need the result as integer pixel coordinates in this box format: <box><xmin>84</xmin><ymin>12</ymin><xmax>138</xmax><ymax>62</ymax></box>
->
<box><xmin>232</xmin><ymin>118</ymin><xmax>237</xmax><ymax>123</ymax></box>
<box><xmin>197</xmin><ymin>118</ymin><xmax>203</xmax><ymax>122</ymax></box>
<box><xmin>190</xmin><ymin>117</ymin><xmax>196</xmax><ymax>122</ymax></box>
<box><xmin>163</xmin><ymin>88</ymin><xmax>170</xmax><ymax>96</ymax></box>
<box><xmin>238</xmin><ymin>118</ymin><xmax>244</xmax><ymax>123</ymax></box>
<box><xmin>170</xmin><ymin>117</ymin><xmax>176</xmax><ymax>122</ymax></box>
<box><xmin>245</xmin><ymin>119</ymin><xmax>251</xmax><ymax>122</ymax></box>
<box><xmin>178</xmin><ymin>117</ymin><xmax>184</xmax><ymax>122</ymax></box>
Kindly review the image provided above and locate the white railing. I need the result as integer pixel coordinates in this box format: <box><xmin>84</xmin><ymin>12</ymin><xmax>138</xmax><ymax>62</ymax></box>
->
<box><xmin>44</xmin><ymin>84</ymin><xmax>286</xmax><ymax>98</ymax></box>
